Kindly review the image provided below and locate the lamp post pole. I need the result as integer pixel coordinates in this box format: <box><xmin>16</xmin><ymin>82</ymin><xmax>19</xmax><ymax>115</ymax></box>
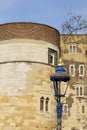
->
<box><xmin>50</xmin><ymin>59</ymin><xmax>70</xmax><ymax>130</ymax></box>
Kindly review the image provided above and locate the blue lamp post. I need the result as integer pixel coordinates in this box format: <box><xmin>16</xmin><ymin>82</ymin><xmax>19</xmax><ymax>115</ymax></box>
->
<box><xmin>50</xmin><ymin>58</ymin><xmax>70</xmax><ymax>130</ymax></box>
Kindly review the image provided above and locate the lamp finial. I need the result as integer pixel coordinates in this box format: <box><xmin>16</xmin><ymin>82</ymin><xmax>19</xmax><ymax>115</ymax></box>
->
<box><xmin>58</xmin><ymin>58</ymin><xmax>64</xmax><ymax>66</ymax></box>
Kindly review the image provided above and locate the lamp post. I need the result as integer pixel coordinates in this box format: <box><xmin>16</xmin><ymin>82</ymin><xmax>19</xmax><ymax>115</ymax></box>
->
<box><xmin>50</xmin><ymin>58</ymin><xmax>70</xmax><ymax>130</ymax></box>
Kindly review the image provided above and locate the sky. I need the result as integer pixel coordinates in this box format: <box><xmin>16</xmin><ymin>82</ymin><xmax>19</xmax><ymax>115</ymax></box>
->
<box><xmin>0</xmin><ymin>0</ymin><xmax>87</xmax><ymax>32</ymax></box>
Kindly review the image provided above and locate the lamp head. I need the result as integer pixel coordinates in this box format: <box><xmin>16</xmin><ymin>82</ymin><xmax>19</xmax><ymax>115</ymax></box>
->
<box><xmin>50</xmin><ymin>58</ymin><xmax>70</xmax><ymax>82</ymax></box>
<box><xmin>57</xmin><ymin>58</ymin><xmax>64</xmax><ymax>66</ymax></box>
<box><xmin>50</xmin><ymin>58</ymin><xmax>70</xmax><ymax>99</ymax></box>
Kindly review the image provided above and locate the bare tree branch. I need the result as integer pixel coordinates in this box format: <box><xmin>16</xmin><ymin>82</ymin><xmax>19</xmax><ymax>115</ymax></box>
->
<box><xmin>61</xmin><ymin>13</ymin><xmax>87</xmax><ymax>34</ymax></box>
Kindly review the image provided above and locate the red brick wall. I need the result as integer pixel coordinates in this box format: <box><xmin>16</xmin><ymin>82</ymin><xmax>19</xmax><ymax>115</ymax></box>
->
<box><xmin>0</xmin><ymin>22</ymin><xmax>60</xmax><ymax>46</ymax></box>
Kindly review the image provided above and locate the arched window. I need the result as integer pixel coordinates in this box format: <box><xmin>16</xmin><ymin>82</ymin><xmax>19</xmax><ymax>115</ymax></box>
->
<box><xmin>73</xmin><ymin>46</ymin><xmax>76</xmax><ymax>53</ymax></box>
<box><xmin>70</xmin><ymin>45</ymin><xmax>73</xmax><ymax>53</ymax></box>
<box><xmin>69</xmin><ymin>65</ymin><xmax>75</xmax><ymax>76</ymax></box>
<box><xmin>80</xmin><ymin>87</ymin><xmax>83</xmax><ymax>96</ymax></box>
<box><xmin>45</xmin><ymin>97</ymin><xmax>49</xmax><ymax>111</ymax></box>
<box><xmin>40</xmin><ymin>97</ymin><xmax>44</xmax><ymax>111</ymax></box>
<box><xmin>79</xmin><ymin>65</ymin><xmax>84</xmax><ymax>76</ymax></box>
<box><xmin>76</xmin><ymin>87</ymin><xmax>79</xmax><ymax>96</ymax></box>
<box><xmin>64</xmin><ymin>105</ymin><xmax>67</xmax><ymax>113</ymax></box>
<box><xmin>80</xmin><ymin>66</ymin><xmax>84</xmax><ymax>75</ymax></box>
<box><xmin>75</xmin><ymin>86</ymin><xmax>84</xmax><ymax>97</ymax></box>
<box><xmin>82</xmin><ymin>106</ymin><xmax>85</xmax><ymax>113</ymax></box>
<box><xmin>69</xmin><ymin>45</ymin><xmax>77</xmax><ymax>54</ymax></box>
<box><xmin>71</xmin><ymin>66</ymin><xmax>74</xmax><ymax>75</ymax></box>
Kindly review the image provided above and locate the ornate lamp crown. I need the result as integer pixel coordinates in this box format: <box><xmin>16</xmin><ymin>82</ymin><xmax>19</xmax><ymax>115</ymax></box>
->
<box><xmin>57</xmin><ymin>58</ymin><xmax>64</xmax><ymax>66</ymax></box>
<box><xmin>50</xmin><ymin>58</ymin><xmax>70</xmax><ymax>82</ymax></box>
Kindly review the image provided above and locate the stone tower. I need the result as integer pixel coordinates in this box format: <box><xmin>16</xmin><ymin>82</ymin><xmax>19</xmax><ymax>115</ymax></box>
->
<box><xmin>0</xmin><ymin>22</ymin><xmax>60</xmax><ymax>130</ymax></box>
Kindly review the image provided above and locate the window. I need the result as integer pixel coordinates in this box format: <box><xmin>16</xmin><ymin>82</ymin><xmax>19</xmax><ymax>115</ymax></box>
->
<box><xmin>82</xmin><ymin>106</ymin><xmax>85</xmax><ymax>113</ymax></box>
<box><xmin>48</xmin><ymin>48</ymin><xmax>58</xmax><ymax>66</ymax></box>
<box><xmin>40</xmin><ymin>97</ymin><xmax>44</xmax><ymax>111</ymax></box>
<box><xmin>69</xmin><ymin>45</ymin><xmax>77</xmax><ymax>54</ymax></box>
<box><xmin>76</xmin><ymin>87</ymin><xmax>79</xmax><ymax>96</ymax></box>
<box><xmin>80</xmin><ymin>87</ymin><xmax>83</xmax><ymax>96</ymax></box>
<box><xmin>49</xmin><ymin>51</ymin><xmax>55</xmax><ymax>65</ymax></box>
<box><xmin>75</xmin><ymin>86</ymin><xmax>84</xmax><ymax>97</ymax></box>
<box><xmin>79</xmin><ymin>65</ymin><xmax>84</xmax><ymax>76</ymax></box>
<box><xmin>63</xmin><ymin>105</ymin><xmax>68</xmax><ymax>113</ymax></box>
<box><xmin>70</xmin><ymin>45</ymin><xmax>72</xmax><ymax>53</ymax></box>
<box><xmin>40</xmin><ymin>97</ymin><xmax>49</xmax><ymax>112</ymax></box>
<box><xmin>85</xmin><ymin>51</ymin><xmax>87</xmax><ymax>55</ymax></box>
<box><xmin>69</xmin><ymin>65</ymin><xmax>75</xmax><ymax>76</ymax></box>
<box><xmin>45</xmin><ymin>98</ymin><xmax>49</xmax><ymax>111</ymax></box>
<box><xmin>73</xmin><ymin>46</ymin><xmax>76</xmax><ymax>53</ymax></box>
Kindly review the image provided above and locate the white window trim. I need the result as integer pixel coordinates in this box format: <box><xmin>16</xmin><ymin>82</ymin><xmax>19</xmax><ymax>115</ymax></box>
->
<box><xmin>69</xmin><ymin>64</ymin><xmax>75</xmax><ymax>76</ymax></box>
<box><xmin>63</xmin><ymin>104</ymin><xmax>68</xmax><ymax>114</ymax></box>
<box><xmin>79</xmin><ymin>64</ymin><xmax>84</xmax><ymax>77</ymax></box>
<box><xmin>50</xmin><ymin>51</ymin><xmax>55</xmax><ymax>65</ymax></box>
<box><xmin>69</xmin><ymin>44</ymin><xmax>77</xmax><ymax>54</ymax></box>
<box><xmin>48</xmin><ymin>48</ymin><xmax>58</xmax><ymax>66</ymax></box>
<box><xmin>39</xmin><ymin>96</ymin><xmax>50</xmax><ymax>113</ymax></box>
<box><xmin>75</xmin><ymin>85</ymin><xmax>84</xmax><ymax>97</ymax></box>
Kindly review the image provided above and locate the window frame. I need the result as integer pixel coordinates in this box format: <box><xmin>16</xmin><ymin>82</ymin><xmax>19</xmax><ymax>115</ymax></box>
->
<box><xmin>40</xmin><ymin>97</ymin><xmax>44</xmax><ymax>111</ymax></box>
<box><xmin>80</xmin><ymin>87</ymin><xmax>83</xmax><ymax>96</ymax></box>
<box><xmin>82</xmin><ymin>105</ymin><xmax>85</xmax><ymax>113</ymax></box>
<box><xmin>76</xmin><ymin>87</ymin><xmax>79</xmax><ymax>96</ymax></box>
<box><xmin>40</xmin><ymin>97</ymin><xmax>50</xmax><ymax>112</ymax></box>
<box><xmin>63</xmin><ymin>104</ymin><xmax>68</xmax><ymax>114</ymax></box>
<box><xmin>79</xmin><ymin>64</ymin><xmax>84</xmax><ymax>77</ymax></box>
<box><xmin>45</xmin><ymin>97</ymin><xmax>49</xmax><ymax>112</ymax></box>
<box><xmin>69</xmin><ymin>64</ymin><xmax>75</xmax><ymax>76</ymax></box>
<box><xmin>69</xmin><ymin>44</ymin><xmax>77</xmax><ymax>54</ymax></box>
<box><xmin>75</xmin><ymin>85</ymin><xmax>84</xmax><ymax>97</ymax></box>
<box><xmin>64</xmin><ymin>105</ymin><xmax>68</xmax><ymax>113</ymax></box>
<box><xmin>48</xmin><ymin>48</ymin><xmax>58</xmax><ymax>66</ymax></box>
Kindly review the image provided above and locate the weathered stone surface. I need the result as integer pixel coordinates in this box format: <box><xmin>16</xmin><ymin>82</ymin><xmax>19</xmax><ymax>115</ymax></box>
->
<box><xmin>61</xmin><ymin>34</ymin><xmax>87</xmax><ymax>130</ymax></box>
<box><xmin>0</xmin><ymin>22</ymin><xmax>60</xmax><ymax>130</ymax></box>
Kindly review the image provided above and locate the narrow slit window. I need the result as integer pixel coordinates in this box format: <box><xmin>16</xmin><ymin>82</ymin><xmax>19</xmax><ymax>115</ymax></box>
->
<box><xmin>76</xmin><ymin>87</ymin><xmax>79</xmax><ymax>96</ymax></box>
<box><xmin>70</xmin><ymin>45</ymin><xmax>72</xmax><ymax>53</ymax></box>
<box><xmin>45</xmin><ymin>98</ymin><xmax>49</xmax><ymax>111</ymax></box>
<box><xmin>64</xmin><ymin>105</ymin><xmax>67</xmax><ymax>113</ymax></box>
<box><xmin>82</xmin><ymin>106</ymin><xmax>85</xmax><ymax>113</ymax></box>
<box><xmin>79</xmin><ymin>65</ymin><xmax>84</xmax><ymax>76</ymax></box>
<box><xmin>80</xmin><ymin>87</ymin><xmax>83</xmax><ymax>96</ymax></box>
<box><xmin>73</xmin><ymin>46</ymin><xmax>76</xmax><ymax>53</ymax></box>
<box><xmin>40</xmin><ymin>97</ymin><xmax>44</xmax><ymax>111</ymax></box>
<box><xmin>69</xmin><ymin>65</ymin><xmax>75</xmax><ymax>76</ymax></box>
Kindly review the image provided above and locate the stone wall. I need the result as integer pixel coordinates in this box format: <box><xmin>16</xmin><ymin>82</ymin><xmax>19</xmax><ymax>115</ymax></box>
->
<box><xmin>0</xmin><ymin>39</ymin><xmax>58</xmax><ymax>64</ymax></box>
<box><xmin>60</xmin><ymin>34</ymin><xmax>87</xmax><ymax>130</ymax></box>
<box><xmin>0</xmin><ymin>22</ymin><xmax>60</xmax><ymax>130</ymax></box>
<box><xmin>0</xmin><ymin>62</ymin><xmax>57</xmax><ymax>130</ymax></box>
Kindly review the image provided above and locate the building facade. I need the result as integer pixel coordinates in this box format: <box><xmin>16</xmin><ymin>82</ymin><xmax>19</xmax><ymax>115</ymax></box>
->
<box><xmin>0</xmin><ymin>22</ymin><xmax>87</xmax><ymax>130</ymax></box>
<box><xmin>61</xmin><ymin>34</ymin><xmax>87</xmax><ymax>130</ymax></box>
<box><xmin>0</xmin><ymin>22</ymin><xmax>60</xmax><ymax>130</ymax></box>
